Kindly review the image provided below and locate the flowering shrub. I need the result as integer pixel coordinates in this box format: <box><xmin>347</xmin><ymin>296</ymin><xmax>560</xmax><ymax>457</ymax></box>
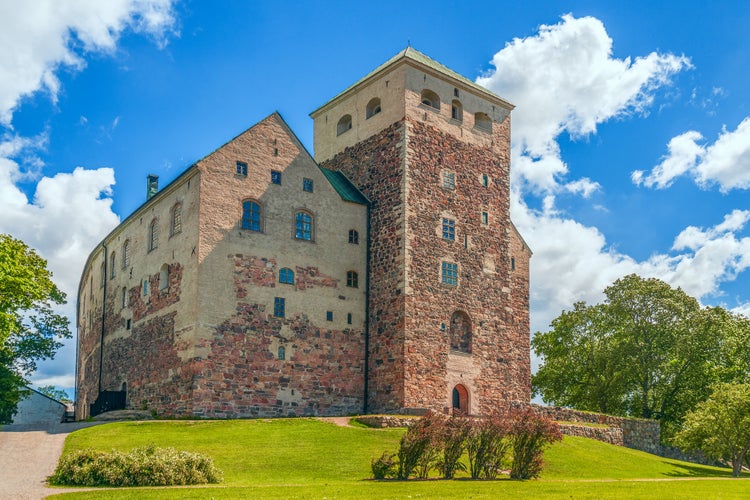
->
<box><xmin>48</xmin><ymin>445</ymin><xmax>223</xmax><ymax>486</ymax></box>
<box><xmin>508</xmin><ymin>407</ymin><xmax>562</xmax><ymax>479</ymax></box>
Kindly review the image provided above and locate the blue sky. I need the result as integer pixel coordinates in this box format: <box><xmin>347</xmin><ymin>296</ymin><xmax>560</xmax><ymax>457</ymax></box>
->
<box><xmin>1</xmin><ymin>1</ymin><xmax>749</xmax><ymax>395</ymax></box>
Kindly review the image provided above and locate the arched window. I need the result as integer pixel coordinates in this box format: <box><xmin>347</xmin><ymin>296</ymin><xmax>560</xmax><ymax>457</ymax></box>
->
<box><xmin>420</xmin><ymin>89</ymin><xmax>440</xmax><ymax>110</ymax></box>
<box><xmin>449</xmin><ymin>311</ymin><xmax>471</xmax><ymax>353</ymax></box>
<box><xmin>451</xmin><ymin>99</ymin><xmax>463</xmax><ymax>121</ymax></box>
<box><xmin>110</xmin><ymin>252</ymin><xmax>116</xmax><ymax>279</ymax></box>
<box><xmin>241</xmin><ymin>199</ymin><xmax>262</xmax><ymax>232</ymax></box>
<box><xmin>366</xmin><ymin>97</ymin><xmax>382</xmax><ymax>119</ymax></box>
<box><xmin>159</xmin><ymin>263</ymin><xmax>169</xmax><ymax>291</ymax></box>
<box><xmin>278</xmin><ymin>346</ymin><xmax>286</xmax><ymax>360</ymax></box>
<box><xmin>279</xmin><ymin>267</ymin><xmax>295</xmax><ymax>284</ymax></box>
<box><xmin>148</xmin><ymin>219</ymin><xmax>158</xmax><ymax>252</ymax></box>
<box><xmin>170</xmin><ymin>202</ymin><xmax>182</xmax><ymax>236</ymax></box>
<box><xmin>348</xmin><ymin>229</ymin><xmax>359</xmax><ymax>244</ymax></box>
<box><xmin>475</xmin><ymin>112</ymin><xmax>492</xmax><ymax>132</ymax></box>
<box><xmin>295</xmin><ymin>211</ymin><xmax>314</xmax><ymax>241</ymax></box>
<box><xmin>336</xmin><ymin>114</ymin><xmax>352</xmax><ymax>136</ymax></box>
<box><xmin>121</xmin><ymin>240</ymin><xmax>130</xmax><ymax>269</ymax></box>
<box><xmin>346</xmin><ymin>270</ymin><xmax>359</xmax><ymax>288</ymax></box>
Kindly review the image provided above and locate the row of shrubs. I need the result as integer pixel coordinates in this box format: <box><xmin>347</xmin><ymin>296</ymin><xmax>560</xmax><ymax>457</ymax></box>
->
<box><xmin>371</xmin><ymin>407</ymin><xmax>562</xmax><ymax>480</ymax></box>
<box><xmin>48</xmin><ymin>445</ymin><xmax>223</xmax><ymax>486</ymax></box>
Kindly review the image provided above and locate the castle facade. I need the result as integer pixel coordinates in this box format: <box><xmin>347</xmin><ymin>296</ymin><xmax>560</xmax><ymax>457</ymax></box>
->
<box><xmin>75</xmin><ymin>48</ymin><xmax>531</xmax><ymax>419</ymax></box>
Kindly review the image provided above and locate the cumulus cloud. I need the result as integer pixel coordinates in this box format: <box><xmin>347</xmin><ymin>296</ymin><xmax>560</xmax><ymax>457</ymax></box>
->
<box><xmin>477</xmin><ymin>14</ymin><xmax>690</xmax><ymax>160</ymax></box>
<box><xmin>634</xmin><ymin>117</ymin><xmax>750</xmax><ymax>192</ymax></box>
<box><xmin>0</xmin><ymin>0</ymin><xmax>176</xmax><ymax>390</ymax></box>
<box><xmin>0</xmin><ymin>0</ymin><xmax>177</xmax><ymax>125</ymax></box>
<box><xmin>477</xmin><ymin>14</ymin><xmax>750</xmax><ymax>334</ymax></box>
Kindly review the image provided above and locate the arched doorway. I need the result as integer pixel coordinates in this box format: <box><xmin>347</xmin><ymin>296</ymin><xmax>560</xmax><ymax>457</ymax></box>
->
<box><xmin>452</xmin><ymin>384</ymin><xmax>469</xmax><ymax>416</ymax></box>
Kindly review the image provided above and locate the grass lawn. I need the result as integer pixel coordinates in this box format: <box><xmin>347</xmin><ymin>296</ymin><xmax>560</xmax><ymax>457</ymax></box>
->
<box><xmin>47</xmin><ymin>418</ymin><xmax>748</xmax><ymax>499</ymax></box>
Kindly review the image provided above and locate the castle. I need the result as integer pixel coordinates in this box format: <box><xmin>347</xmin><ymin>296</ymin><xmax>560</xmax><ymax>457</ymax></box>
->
<box><xmin>75</xmin><ymin>48</ymin><xmax>531</xmax><ymax>419</ymax></box>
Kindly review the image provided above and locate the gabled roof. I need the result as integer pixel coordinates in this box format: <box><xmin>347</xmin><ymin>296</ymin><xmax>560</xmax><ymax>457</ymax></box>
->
<box><xmin>319</xmin><ymin>167</ymin><xmax>369</xmax><ymax>205</ymax></box>
<box><xmin>311</xmin><ymin>46</ymin><xmax>513</xmax><ymax>117</ymax></box>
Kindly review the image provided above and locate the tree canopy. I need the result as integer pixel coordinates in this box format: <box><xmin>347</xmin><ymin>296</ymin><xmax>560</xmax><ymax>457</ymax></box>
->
<box><xmin>532</xmin><ymin>274</ymin><xmax>749</xmax><ymax>441</ymax></box>
<box><xmin>0</xmin><ymin>234</ymin><xmax>70</xmax><ymax>423</ymax></box>
<box><xmin>675</xmin><ymin>382</ymin><xmax>750</xmax><ymax>477</ymax></box>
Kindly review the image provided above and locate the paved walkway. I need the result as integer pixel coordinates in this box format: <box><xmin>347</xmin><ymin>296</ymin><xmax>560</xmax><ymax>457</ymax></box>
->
<box><xmin>0</xmin><ymin>421</ymin><xmax>102</xmax><ymax>500</ymax></box>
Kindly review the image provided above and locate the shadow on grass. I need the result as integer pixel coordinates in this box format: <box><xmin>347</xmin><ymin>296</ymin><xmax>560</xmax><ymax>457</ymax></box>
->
<box><xmin>662</xmin><ymin>461</ymin><xmax>732</xmax><ymax>478</ymax></box>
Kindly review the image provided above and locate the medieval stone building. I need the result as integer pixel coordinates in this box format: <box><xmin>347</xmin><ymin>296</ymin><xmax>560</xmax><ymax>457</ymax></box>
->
<box><xmin>75</xmin><ymin>48</ymin><xmax>531</xmax><ymax>419</ymax></box>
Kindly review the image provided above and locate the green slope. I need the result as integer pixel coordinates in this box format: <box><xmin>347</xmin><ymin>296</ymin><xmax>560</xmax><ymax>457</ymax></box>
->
<box><xmin>48</xmin><ymin>418</ymin><xmax>747</xmax><ymax>499</ymax></box>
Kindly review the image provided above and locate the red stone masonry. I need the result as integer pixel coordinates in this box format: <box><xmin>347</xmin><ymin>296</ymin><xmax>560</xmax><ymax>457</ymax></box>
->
<box><xmin>322</xmin><ymin>120</ymin><xmax>407</xmax><ymax>412</ymax></box>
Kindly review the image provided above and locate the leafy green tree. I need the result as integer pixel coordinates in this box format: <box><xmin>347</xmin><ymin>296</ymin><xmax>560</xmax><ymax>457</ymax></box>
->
<box><xmin>37</xmin><ymin>385</ymin><xmax>72</xmax><ymax>403</ymax></box>
<box><xmin>0</xmin><ymin>234</ymin><xmax>70</xmax><ymax>423</ymax></box>
<box><xmin>675</xmin><ymin>382</ymin><xmax>750</xmax><ymax>477</ymax></box>
<box><xmin>533</xmin><ymin>274</ymin><xmax>721</xmax><ymax>440</ymax></box>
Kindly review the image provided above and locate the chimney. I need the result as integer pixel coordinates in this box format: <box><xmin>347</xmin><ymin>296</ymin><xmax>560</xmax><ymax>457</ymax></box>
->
<box><xmin>146</xmin><ymin>175</ymin><xmax>159</xmax><ymax>200</ymax></box>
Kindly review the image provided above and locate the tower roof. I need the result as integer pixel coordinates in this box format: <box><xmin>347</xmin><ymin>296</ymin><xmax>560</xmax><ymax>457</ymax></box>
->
<box><xmin>311</xmin><ymin>46</ymin><xmax>513</xmax><ymax>117</ymax></box>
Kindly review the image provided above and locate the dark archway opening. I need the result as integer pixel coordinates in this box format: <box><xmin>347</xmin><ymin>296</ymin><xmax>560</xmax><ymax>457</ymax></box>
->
<box><xmin>452</xmin><ymin>384</ymin><xmax>469</xmax><ymax>415</ymax></box>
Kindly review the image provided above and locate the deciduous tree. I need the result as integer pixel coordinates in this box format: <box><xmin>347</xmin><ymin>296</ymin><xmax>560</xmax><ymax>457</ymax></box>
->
<box><xmin>675</xmin><ymin>382</ymin><xmax>750</xmax><ymax>477</ymax></box>
<box><xmin>0</xmin><ymin>234</ymin><xmax>70</xmax><ymax>423</ymax></box>
<box><xmin>533</xmin><ymin>274</ymin><xmax>722</xmax><ymax>440</ymax></box>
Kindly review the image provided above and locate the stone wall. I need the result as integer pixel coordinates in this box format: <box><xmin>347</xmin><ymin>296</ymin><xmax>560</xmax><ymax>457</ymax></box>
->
<box><xmin>322</xmin><ymin>120</ymin><xmax>407</xmax><ymax>413</ymax></box>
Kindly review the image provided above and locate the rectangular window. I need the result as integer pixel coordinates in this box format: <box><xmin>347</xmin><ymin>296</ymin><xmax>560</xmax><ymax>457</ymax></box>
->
<box><xmin>347</xmin><ymin>313</ymin><xmax>352</xmax><ymax>325</ymax></box>
<box><xmin>511</xmin><ymin>257</ymin><xmax>516</xmax><ymax>271</ymax></box>
<box><xmin>441</xmin><ymin>262</ymin><xmax>458</xmax><ymax>286</ymax></box>
<box><xmin>481</xmin><ymin>211</ymin><xmax>489</xmax><ymax>225</ymax></box>
<box><xmin>271</xmin><ymin>170</ymin><xmax>282</xmax><ymax>184</ymax></box>
<box><xmin>274</xmin><ymin>297</ymin><xmax>285</xmax><ymax>318</ymax></box>
<box><xmin>126</xmin><ymin>319</ymin><xmax>131</xmax><ymax>330</ymax></box>
<box><xmin>303</xmin><ymin>178</ymin><xmax>314</xmax><ymax>192</ymax></box>
<box><xmin>443</xmin><ymin>171</ymin><xmax>455</xmax><ymax>190</ymax></box>
<box><xmin>481</xmin><ymin>174</ymin><xmax>489</xmax><ymax>187</ymax></box>
<box><xmin>143</xmin><ymin>279</ymin><xmax>149</xmax><ymax>296</ymax></box>
<box><xmin>326</xmin><ymin>311</ymin><xmax>333</xmax><ymax>321</ymax></box>
<box><xmin>442</xmin><ymin>218</ymin><xmax>455</xmax><ymax>241</ymax></box>
<box><xmin>236</xmin><ymin>161</ymin><xmax>248</xmax><ymax>176</ymax></box>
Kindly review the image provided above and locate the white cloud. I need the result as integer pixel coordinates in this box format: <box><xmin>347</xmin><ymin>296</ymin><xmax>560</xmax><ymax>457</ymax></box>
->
<box><xmin>0</xmin><ymin>0</ymin><xmax>176</xmax><ymax>391</ymax></box>
<box><xmin>0</xmin><ymin>0</ymin><xmax>177</xmax><ymax>125</ymax></box>
<box><xmin>635</xmin><ymin>117</ymin><xmax>750</xmax><ymax>192</ymax></box>
<box><xmin>477</xmin><ymin>14</ymin><xmax>748</xmax><ymax>336</ymax></box>
<box><xmin>477</xmin><ymin>14</ymin><xmax>690</xmax><ymax>161</ymax></box>
<box><xmin>632</xmin><ymin>130</ymin><xmax>703</xmax><ymax>188</ymax></box>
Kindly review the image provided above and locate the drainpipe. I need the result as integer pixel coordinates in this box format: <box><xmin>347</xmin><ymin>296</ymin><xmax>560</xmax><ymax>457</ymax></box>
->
<box><xmin>363</xmin><ymin>204</ymin><xmax>371</xmax><ymax>414</ymax></box>
<box><xmin>97</xmin><ymin>243</ymin><xmax>108</xmax><ymax>395</ymax></box>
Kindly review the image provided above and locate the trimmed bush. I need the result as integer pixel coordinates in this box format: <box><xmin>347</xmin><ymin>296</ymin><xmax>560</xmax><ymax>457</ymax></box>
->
<box><xmin>49</xmin><ymin>445</ymin><xmax>223</xmax><ymax>486</ymax></box>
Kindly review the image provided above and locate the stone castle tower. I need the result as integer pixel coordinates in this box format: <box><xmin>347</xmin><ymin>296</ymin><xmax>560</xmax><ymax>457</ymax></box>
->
<box><xmin>75</xmin><ymin>48</ymin><xmax>530</xmax><ymax>419</ymax></box>
<box><xmin>312</xmin><ymin>48</ymin><xmax>531</xmax><ymax>415</ymax></box>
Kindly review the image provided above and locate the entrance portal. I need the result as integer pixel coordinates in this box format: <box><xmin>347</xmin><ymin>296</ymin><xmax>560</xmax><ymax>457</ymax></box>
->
<box><xmin>452</xmin><ymin>384</ymin><xmax>469</xmax><ymax>415</ymax></box>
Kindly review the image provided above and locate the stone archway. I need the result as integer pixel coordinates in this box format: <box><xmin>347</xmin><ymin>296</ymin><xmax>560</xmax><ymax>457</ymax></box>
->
<box><xmin>452</xmin><ymin>384</ymin><xmax>469</xmax><ymax>416</ymax></box>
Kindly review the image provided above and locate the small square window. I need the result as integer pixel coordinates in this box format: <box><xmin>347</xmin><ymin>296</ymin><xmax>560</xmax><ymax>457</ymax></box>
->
<box><xmin>443</xmin><ymin>171</ymin><xmax>455</xmax><ymax>190</ymax></box>
<box><xmin>274</xmin><ymin>297</ymin><xmax>285</xmax><ymax>318</ymax></box>
<box><xmin>441</xmin><ymin>262</ymin><xmax>458</xmax><ymax>286</ymax></box>
<box><xmin>303</xmin><ymin>178</ymin><xmax>314</xmax><ymax>192</ymax></box>
<box><xmin>271</xmin><ymin>170</ymin><xmax>282</xmax><ymax>184</ymax></box>
<box><xmin>236</xmin><ymin>161</ymin><xmax>248</xmax><ymax>176</ymax></box>
<box><xmin>347</xmin><ymin>313</ymin><xmax>352</xmax><ymax>325</ymax></box>
<box><xmin>326</xmin><ymin>311</ymin><xmax>333</xmax><ymax>321</ymax></box>
<box><xmin>481</xmin><ymin>211</ymin><xmax>489</xmax><ymax>225</ymax></box>
<box><xmin>442</xmin><ymin>218</ymin><xmax>455</xmax><ymax>241</ymax></box>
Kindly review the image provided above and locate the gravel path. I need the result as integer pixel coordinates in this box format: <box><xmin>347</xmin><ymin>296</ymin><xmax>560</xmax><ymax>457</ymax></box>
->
<box><xmin>0</xmin><ymin>421</ymin><xmax>102</xmax><ymax>500</ymax></box>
